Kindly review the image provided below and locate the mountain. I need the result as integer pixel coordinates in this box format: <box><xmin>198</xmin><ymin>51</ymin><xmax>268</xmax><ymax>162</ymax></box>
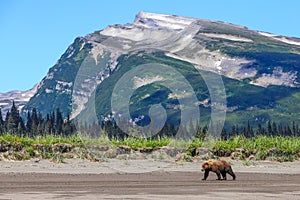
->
<box><xmin>17</xmin><ymin>12</ymin><xmax>300</xmax><ymax>131</ymax></box>
<box><xmin>0</xmin><ymin>85</ymin><xmax>37</xmax><ymax>118</ymax></box>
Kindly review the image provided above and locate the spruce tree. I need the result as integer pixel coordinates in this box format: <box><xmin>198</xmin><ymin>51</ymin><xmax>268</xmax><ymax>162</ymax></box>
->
<box><xmin>287</xmin><ymin>125</ymin><xmax>292</xmax><ymax>136</ymax></box>
<box><xmin>63</xmin><ymin>115</ymin><xmax>72</xmax><ymax>136</ymax></box>
<box><xmin>7</xmin><ymin>114</ymin><xmax>16</xmax><ymax>134</ymax></box>
<box><xmin>159</xmin><ymin>122</ymin><xmax>170</xmax><ymax>137</ymax></box>
<box><xmin>0</xmin><ymin>109</ymin><xmax>3</xmax><ymax>124</ymax></box>
<box><xmin>56</xmin><ymin>108</ymin><xmax>63</xmax><ymax>134</ymax></box>
<box><xmin>26</xmin><ymin>111</ymin><xmax>32</xmax><ymax>135</ymax></box>
<box><xmin>169</xmin><ymin>123</ymin><xmax>176</xmax><ymax>137</ymax></box>
<box><xmin>6</xmin><ymin>101</ymin><xmax>21</xmax><ymax>134</ymax></box>
<box><xmin>231</xmin><ymin>125</ymin><xmax>237</xmax><ymax>138</ymax></box>
<box><xmin>4</xmin><ymin>110</ymin><xmax>10</xmax><ymax>132</ymax></box>
<box><xmin>272</xmin><ymin>121</ymin><xmax>278</xmax><ymax>136</ymax></box>
<box><xmin>31</xmin><ymin>108</ymin><xmax>39</xmax><ymax>136</ymax></box>
<box><xmin>50</xmin><ymin>111</ymin><xmax>55</xmax><ymax>134</ymax></box>
<box><xmin>257</xmin><ymin>124</ymin><xmax>263</xmax><ymax>135</ymax></box>
<box><xmin>17</xmin><ymin>121</ymin><xmax>24</xmax><ymax>136</ymax></box>
<box><xmin>44</xmin><ymin>114</ymin><xmax>52</xmax><ymax>134</ymax></box>
<box><xmin>0</xmin><ymin>109</ymin><xmax>3</xmax><ymax>133</ymax></box>
<box><xmin>221</xmin><ymin>127</ymin><xmax>227</xmax><ymax>140</ymax></box>
<box><xmin>292</xmin><ymin>121</ymin><xmax>296</xmax><ymax>136</ymax></box>
<box><xmin>267</xmin><ymin>121</ymin><xmax>272</xmax><ymax>136</ymax></box>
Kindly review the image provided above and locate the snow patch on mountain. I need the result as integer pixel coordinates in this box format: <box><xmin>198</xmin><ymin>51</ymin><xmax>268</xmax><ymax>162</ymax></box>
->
<box><xmin>165</xmin><ymin>52</ymin><xmax>255</xmax><ymax>80</ymax></box>
<box><xmin>199</xmin><ymin>33</ymin><xmax>253</xmax><ymax>42</ymax></box>
<box><xmin>134</xmin><ymin>12</ymin><xmax>195</xmax><ymax>30</ymax></box>
<box><xmin>274</xmin><ymin>37</ymin><xmax>300</xmax><ymax>46</ymax></box>
<box><xmin>101</xmin><ymin>25</ymin><xmax>176</xmax><ymax>42</ymax></box>
<box><xmin>258</xmin><ymin>31</ymin><xmax>300</xmax><ymax>46</ymax></box>
<box><xmin>57</xmin><ymin>81</ymin><xmax>72</xmax><ymax>87</ymax></box>
<box><xmin>55</xmin><ymin>81</ymin><xmax>72</xmax><ymax>93</ymax></box>
<box><xmin>45</xmin><ymin>88</ymin><xmax>53</xmax><ymax>94</ymax></box>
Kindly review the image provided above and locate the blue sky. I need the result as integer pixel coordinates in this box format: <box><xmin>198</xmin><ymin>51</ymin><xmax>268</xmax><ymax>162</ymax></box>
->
<box><xmin>1</xmin><ymin>0</ymin><xmax>300</xmax><ymax>92</ymax></box>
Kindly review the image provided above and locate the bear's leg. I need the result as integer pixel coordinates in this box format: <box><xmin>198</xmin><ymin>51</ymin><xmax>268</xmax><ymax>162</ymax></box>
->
<box><xmin>202</xmin><ymin>170</ymin><xmax>209</xmax><ymax>180</ymax></box>
<box><xmin>221</xmin><ymin>171</ymin><xmax>227</xmax><ymax>180</ymax></box>
<box><xmin>227</xmin><ymin>168</ymin><xmax>236</xmax><ymax>180</ymax></box>
<box><xmin>215</xmin><ymin>170</ymin><xmax>222</xmax><ymax>180</ymax></box>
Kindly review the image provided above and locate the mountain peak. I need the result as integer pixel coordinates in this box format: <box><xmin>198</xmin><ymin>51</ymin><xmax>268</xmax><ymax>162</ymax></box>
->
<box><xmin>134</xmin><ymin>11</ymin><xmax>196</xmax><ymax>30</ymax></box>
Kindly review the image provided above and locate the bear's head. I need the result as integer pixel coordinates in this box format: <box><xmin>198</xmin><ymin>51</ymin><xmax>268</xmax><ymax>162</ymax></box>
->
<box><xmin>201</xmin><ymin>159</ymin><xmax>214</xmax><ymax>171</ymax></box>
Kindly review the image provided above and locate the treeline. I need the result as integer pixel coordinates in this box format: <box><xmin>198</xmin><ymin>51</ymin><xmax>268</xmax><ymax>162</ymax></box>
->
<box><xmin>1</xmin><ymin>101</ymin><xmax>300</xmax><ymax>139</ymax></box>
<box><xmin>0</xmin><ymin>101</ymin><xmax>76</xmax><ymax>137</ymax></box>
<box><xmin>221</xmin><ymin>120</ymin><xmax>300</xmax><ymax>140</ymax></box>
<box><xmin>101</xmin><ymin>119</ymin><xmax>300</xmax><ymax>140</ymax></box>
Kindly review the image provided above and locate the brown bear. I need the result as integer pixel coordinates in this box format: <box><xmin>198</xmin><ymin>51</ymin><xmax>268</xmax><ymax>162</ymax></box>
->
<box><xmin>201</xmin><ymin>159</ymin><xmax>236</xmax><ymax>180</ymax></box>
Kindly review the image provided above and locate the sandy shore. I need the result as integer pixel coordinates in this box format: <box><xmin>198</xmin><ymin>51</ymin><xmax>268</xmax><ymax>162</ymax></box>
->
<box><xmin>1</xmin><ymin>158</ymin><xmax>300</xmax><ymax>174</ymax></box>
<box><xmin>0</xmin><ymin>159</ymin><xmax>300</xmax><ymax>199</ymax></box>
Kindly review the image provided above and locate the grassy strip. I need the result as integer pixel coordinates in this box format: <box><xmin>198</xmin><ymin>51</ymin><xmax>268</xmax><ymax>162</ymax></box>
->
<box><xmin>0</xmin><ymin>134</ymin><xmax>84</xmax><ymax>146</ymax></box>
<box><xmin>110</xmin><ymin>137</ymin><xmax>203</xmax><ymax>149</ymax></box>
<box><xmin>0</xmin><ymin>134</ymin><xmax>299</xmax><ymax>162</ymax></box>
<box><xmin>213</xmin><ymin>135</ymin><xmax>300</xmax><ymax>153</ymax></box>
<box><xmin>213</xmin><ymin>135</ymin><xmax>300</xmax><ymax>161</ymax></box>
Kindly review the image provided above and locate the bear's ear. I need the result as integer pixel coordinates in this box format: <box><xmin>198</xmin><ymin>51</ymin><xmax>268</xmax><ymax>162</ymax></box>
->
<box><xmin>207</xmin><ymin>159</ymin><xmax>214</xmax><ymax>164</ymax></box>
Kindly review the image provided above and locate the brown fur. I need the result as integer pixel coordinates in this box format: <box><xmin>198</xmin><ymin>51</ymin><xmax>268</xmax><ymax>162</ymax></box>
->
<box><xmin>201</xmin><ymin>159</ymin><xmax>236</xmax><ymax>180</ymax></box>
